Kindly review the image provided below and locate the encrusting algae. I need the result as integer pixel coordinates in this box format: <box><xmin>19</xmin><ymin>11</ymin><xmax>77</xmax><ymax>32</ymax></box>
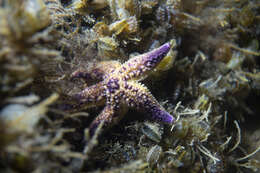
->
<box><xmin>0</xmin><ymin>0</ymin><xmax>260</xmax><ymax>172</ymax></box>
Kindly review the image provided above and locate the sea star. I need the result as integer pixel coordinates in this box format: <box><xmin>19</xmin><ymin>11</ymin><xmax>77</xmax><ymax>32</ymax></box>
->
<box><xmin>71</xmin><ymin>42</ymin><xmax>175</xmax><ymax>135</ymax></box>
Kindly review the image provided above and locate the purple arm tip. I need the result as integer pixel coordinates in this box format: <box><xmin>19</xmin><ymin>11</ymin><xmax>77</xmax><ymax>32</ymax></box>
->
<box><xmin>149</xmin><ymin>106</ymin><xmax>175</xmax><ymax>124</ymax></box>
<box><xmin>152</xmin><ymin>42</ymin><xmax>171</xmax><ymax>57</ymax></box>
<box><xmin>166</xmin><ymin>113</ymin><xmax>174</xmax><ymax>124</ymax></box>
<box><xmin>162</xmin><ymin>42</ymin><xmax>171</xmax><ymax>51</ymax></box>
<box><xmin>158</xmin><ymin>110</ymin><xmax>175</xmax><ymax>124</ymax></box>
<box><xmin>144</xmin><ymin>42</ymin><xmax>171</xmax><ymax>68</ymax></box>
<box><xmin>158</xmin><ymin>42</ymin><xmax>171</xmax><ymax>52</ymax></box>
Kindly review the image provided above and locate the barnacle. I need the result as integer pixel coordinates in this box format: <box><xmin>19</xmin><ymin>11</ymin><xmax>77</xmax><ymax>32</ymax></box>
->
<box><xmin>140</xmin><ymin>0</ymin><xmax>158</xmax><ymax>15</ymax></box>
<box><xmin>97</xmin><ymin>36</ymin><xmax>121</xmax><ymax>59</ymax></box>
<box><xmin>171</xmin><ymin>104</ymin><xmax>211</xmax><ymax>144</ymax></box>
<box><xmin>165</xmin><ymin>145</ymin><xmax>195</xmax><ymax>168</ymax></box>
<box><xmin>93</xmin><ymin>22</ymin><xmax>110</xmax><ymax>37</ymax></box>
<box><xmin>108</xmin><ymin>0</ymin><xmax>140</xmax><ymax>20</ymax></box>
<box><xmin>146</xmin><ymin>145</ymin><xmax>163</xmax><ymax>168</ymax></box>
<box><xmin>71</xmin><ymin>0</ymin><xmax>108</xmax><ymax>13</ymax></box>
<box><xmin>141</xmin><ymin>122</ymin><xmax>163</xmax><ymax>143</ymax></box>
<box><xmin>109</xmin><ymin>16</ymin><xmax>138</xmax><ymax>36</ymax></box>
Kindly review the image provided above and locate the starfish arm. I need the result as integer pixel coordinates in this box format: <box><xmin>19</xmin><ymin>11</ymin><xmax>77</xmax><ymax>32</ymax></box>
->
<box><xmin>119</xmin><ymin>42</ymin><xmax>171</xmax><ymax>81</ymax></box>
<box><xmin>89</xmin><ymin>105</ymin><xmax>114</xmax><ymax>136</ymax></box>
<box><xmin>123</xmin><ymin>81</ymin><xmax>174</xmax><ymax>124</ymax></box>
<box><xmin>89</xmin><ymin>104</ymin><xmax>125</xmax><ymax>136</ymax></box>
<box><xmin>71</xmin><ymin>61</ymin><xmax>122</xmax><ymax>81</ymax></box>
<box><xmin>72</xmin><ymin>82</ymin><xmax>106</xmax><ymax>109</ymax></box>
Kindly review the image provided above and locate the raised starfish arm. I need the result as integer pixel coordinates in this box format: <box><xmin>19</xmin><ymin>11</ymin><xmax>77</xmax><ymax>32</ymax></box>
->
<box><xmin>89</xmin><ymin>104</ymin><xmax>127</xmax><ymax>136</ymax></box>
<box><xmin>71</xmin><ymin>61</ymin><xmax>122</xmax><ymax>81</ymax></box>
<box><xmin>72</xmin><ymin>82</ymin><xmax>106</xmax><ymax>109</ymax></box>
<box><xmin>119</xmin><ymin>42</ymin><xmax>171</xmax><ymax>81</ymax></box>
<box><xmin>89</xmin><ymin>105</ymin><xmax>114</xmax><ymax>136</ymax></box>
<box><xmin>123</xmin><ymin>81</ymin><xmax>174</xmax><ymax>124</ymax></box>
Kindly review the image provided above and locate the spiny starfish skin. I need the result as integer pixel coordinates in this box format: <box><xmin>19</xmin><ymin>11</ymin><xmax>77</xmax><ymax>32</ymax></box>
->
<box><xmin>71</xmin><ymin>42</ymin><xmax>175</xmax><ymax>135</ymax></box>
